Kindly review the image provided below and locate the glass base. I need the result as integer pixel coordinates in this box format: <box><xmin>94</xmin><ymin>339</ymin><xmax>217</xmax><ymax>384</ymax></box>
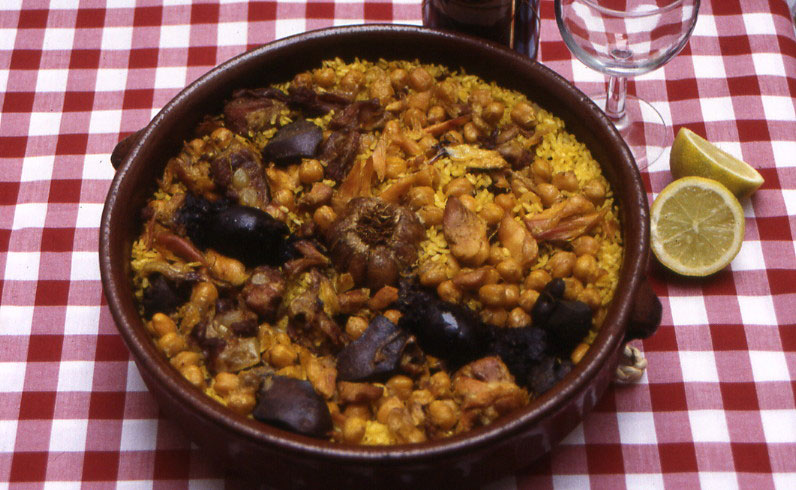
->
<box><xmin>591</xmin><ymin>94</ymin><xmax>667</xmax><ymax>170</ymax></box>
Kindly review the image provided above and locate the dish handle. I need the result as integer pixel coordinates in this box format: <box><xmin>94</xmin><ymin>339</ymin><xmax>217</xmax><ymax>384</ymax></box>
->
<box><xmin>110</xmin><ymin>129</ymin><xmax>143</xmax><ymax>170</ymax></box>
<box><xmin>614</xmin><ymin>278</ymin><xmax>661</xmax><ymax>383</ymax></box>
<box><xmin>624</xmin><ymin>278</ymin><xmax>661</xmax><ymax>342</ymax></box>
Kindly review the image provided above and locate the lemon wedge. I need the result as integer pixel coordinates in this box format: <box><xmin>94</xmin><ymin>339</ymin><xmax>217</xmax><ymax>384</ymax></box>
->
<box><xmin>650</xmin><ymin>176</ymin><xmax>745</xmax><ymax>276</ymax></box>
<box><xmin>670</xmin><ymin>128</ymin><xmax>764</xmax><ymax>199</ymax></box>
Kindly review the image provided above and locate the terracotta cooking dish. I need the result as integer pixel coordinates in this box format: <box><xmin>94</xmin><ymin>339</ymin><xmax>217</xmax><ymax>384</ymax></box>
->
<box><xmin>101</xmin><ymin>25</ymin><xmax>659</xmax><ymax>488</ymax></box>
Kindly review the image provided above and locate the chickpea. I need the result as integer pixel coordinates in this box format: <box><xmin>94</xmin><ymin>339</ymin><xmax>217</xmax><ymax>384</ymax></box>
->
<box><xmin>389</xmin><ymin>68</ymin><xmax>409</xmax><ymax>90</ymax></box>
<box><xmin>418</xmin><ymin>135</ymin><xmax>438</xmax><ymax>155</ymax></box>
<box><xmin>518</xmin><ymin>289</ymin><xmax>540</xmax><ymax>313</ymax></box>
<box><xmin>226</xmin><ymin>390</ymin><xmax>256</xmax><ymax>415</ymax></box>
<box><xmin>445</xmin><ymin>255</ymin><xmax>461</xmax><ymax>278</ymax></box>
<box><xmin>571</xmin><ymin>342</ymin><xmax>590</xmax><ymax>364</ymax></box>
<box><xmin>214</xmin><ymin>372</ymin><xmax>240</xmax><ymax>397</ymax></box>
<box><xmin>578</xmin><ymin>286</ymin><xmax>602</xmax><ymax>311</ymax></box>
<box><xmin>210</xmin><ymin>127</ymin><xmax>233</xmax><ymax>147</ymax></box>
<box><xmin>385</xmin><ymin>157</ymin><xmax>407</xmax><ymax>180</ymax></box>
<box><xmin>518</xmin><ymin>191</ymin><xmax>542</xmax><ymax>209</ymax></box>
<box><xmin>387</xmin><ymin>375</ymin><xmax>414</xmax><ymax>400</ymax></box>
<box><xmin>171</xmin><ymin>351</ymin><xmax>201</xmax><ymax>370</ymax></box>
<box><xmin>428</xmin><ymin>371</ymin><xmax>451</xmax><ymax>398</ymax></box>
<box><xmin>299</xmin><ymin>159</ymin><xmax>324</xmax><ymax>184</ymax></box>
<box><xmin>345</xmin><ymin>316</ymin><xmax>369</xmax><ymax>340</ymax></box>
<box><xmin>434</xmin><ymin>80</ymin><xmax>458</xmax><ymax>104</ymax></box>
<box><xmin>158</xmin><ymin>332</ymin><xmax>186</xmax><ymax>357</ymax></box>
<box><xmin>291</xmin><ymin>72</ymin><xmax>313</xmax><ymax>90</ymax></box>
<box><xmin>383</xmin><ymin>309</ymin><xmax>402</xmax><ymax>324</ymax></box>
<box><xmin>524</xmin><ymin>269</ymin><xmax>552</xmax><ymax>291</ymax></box>
<box><xmin>443</xmin><ymin>130</ymin><xmax>464</xmax><ymax>145</ymax></box>
<box><xmin>552</xmin><ymin>171</ymin><xmax>579</xmax><ymax>192</ymax></box>
<box><xmin>463</xmin><ymin>122</ymin><xmax>480</xmax><ymax>143</ymax></box>
<box><xmin>427</xmin><ymin>105</ymin><xmax>446</xmax><ymax>125</ymax></box>
<box><xmin>583</xmin><ymin>179</ymin><xmax>606</xmax><ymax>205</ymax></box>
<box><xmin>479</xmin><ymin>202</ymin><xmax>504</xmax><ymax>226</ymax></box>
<box><xmin>511</xmin><ymin>177</ymin><xmax>531</xmax><ymax>197</ymax></box>
<box><xmin>267</xmin><ymin>344</ymin><xmax>297</xmax><ymax>369</ymax></box>
<box><xmin>496</xmin><ymin>258</ymin><xmax>523</xmax><ymax>283</ymax></box>
<box><xmin>369</xmin><ymin>77</ymin><xmax>394</xmax><ymax>103</ymax></box>
<box><xmin>151</xmin><ymin>313</ymin><xmax>177</xmax><ymax>338</ymax></box>
<box><xmin>407</xmin><ymin>91</ymin><xmax>432</xmax><ymax>111</ymax></box>
<box><xmin>562</xmin><ymin>277</ymin><xmax>583</xmax><ymax>300</ymax></box>
<box><xmin>343</xmin><ymin>416</ymin><xmax>367</xmax><ymax>444</ymax></box>
<box><xmin>313</xmin><ymin>67</ymin><xmax>336</xmax><ymax>88</ymax></box>
<box><xmin>531</xmin><ymin>158</ymin><xmax>552</xmax><ymax>183</ymax></box>
<box><xmin>453</xmin><ymin>268</ymin><xmax>484</xmax><ymax>291</ymax></box>
<box><xmin>481</xmin><ymin>307</ymin><xmax>507</xmax><ymax>327</ymax></box>
<box><xmin>481</xmin><ymin>266</ymin><xmax>501</xmax><ymax>285</ymax></box>
<box><xmin>572</xmin><ymin>235</ymin><xmax>600</xmax><ymax>256</ymax></box>
<box><xmin>494</xmin><ymin>192</ymin><xmax>516</xmax><ymax>211</ymax></box>
<box><xmin>468</xmin><ymin>88</ymin><xmax>492</xmax><ymax>108</ymax></box>
<box><xmin>407</xmin><ymin>186</ymin><xmax>436</xmax><ymax>210</ymax></box>
<box><xmin>482</xmin><ymin>101</ymin><xmax>505</xmax><ymax>125</ymax></box>
<box><xmin>428</xmin><ymin>400</ymin><xmax>457</xmax><ymax>431</ymax></box>
<box><xmin>376</xmin><ymin>397</ymin><xmax>404</xmax><ymax>424</ymax></box>
<box><xmin>419</xmin><ymin>260</ymin><xmax>448</xmax><ymax>287</ymax></box>
<box><xmin>504</xmin><ymin>284</ymin><xmax>520</xmax><ymax>307</ymax></box>
<box><xmin>413</xmin><ymin>165</ymin><xmax>438</xmax><ymax>187</ymax></box>
<box><xmin>340</xmin><ymin>69</ymin><xmax>363</xmax><ymax>93</ymax></box>
<box><xmin>403</xmin><ymin>107</ymin><xmax>427</xmax><ymax>128</ymax></box>
<box><xmin>411</xmin><ymin>389</ymin><xmax>434</xmax><ymax>406</ymax></box>
<box><xmin>548</xmin><ymin>251</ymin><xmax>576</xmax><ymax>278</ymax></box>
<box><xmin>416</xmin><ymin>205</ymin><xmax>444</xmax><ymax>226</ymax></box>
<box><xmin>457</xmin><ymin>194</ymin><xmax>478</xmax><ymax>212</ymax></box>
<box><xmin>408</xmin><ymin>67</ymin><xmax>433</xmax><ymax>91</ymax></box>
<box><xmin>510</xmin><ymin>101</ymin><xmax>536</xmax><ymax>129</ymax></box>
<box><xmin>192</xmin><ymin>281</ymin><xmax>218</xmax><ymax>307</ymax></box>
<box><xmin>180</xmin><ymin>365</ymin><xmax>205</xmax><ymax>388</ymax></box>
<box><xmin>507</xmin><ymin>307</ymin><xmax>532</xmax><ymax>328</ymax></box>
<box><xmin>313</xmin><ymin>205</ymin><xmax>337</xmax><ymax>232</ymax></box>
<box><xmin>478</xmin><ymin>284</ymin><xmax>506</xmax><ymax>307</ymax></box>
<box><xmin>445</xmin><ymin>177</ymin><xmax>474</xmax><ymax>197</ymax></box>
<box><xmin>488</xmin><ymin>244</ymin><xmax>508</xmax><ymax>266</ymax></box>
<box><xmin>437</xmin><ymin>280</ymin><xmax>462</xmax><ymax>304</ymax></box>
<box><xmin>344</xmin><ymin>404</ymin><xmax>371</xmax><ymax>420</ymax></box>
<box><xmin>573</xmin><ymin>254</ymin><xmax>598</xmax><ymax>283</ymax></box>
<box><xmin>536</xmin><ymin>183</ymin><xmax>561</xmax><ymax>207</ymax></box>
<box><xmin>273</xmin><ymin>188</ymin><xmax>296</xmax><ymax>212</ymax></box>
<box><xmin>186</xmin><ymin>138</ymin><xmax>205</xmax><ymax>156</ymax></box>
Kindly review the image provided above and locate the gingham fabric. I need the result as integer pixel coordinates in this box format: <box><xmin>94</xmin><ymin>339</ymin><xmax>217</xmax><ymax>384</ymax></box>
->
<box><xmin>1</xmin><ymin>0</ymin><xmax>794</xmax><ymax>488</ymax></box>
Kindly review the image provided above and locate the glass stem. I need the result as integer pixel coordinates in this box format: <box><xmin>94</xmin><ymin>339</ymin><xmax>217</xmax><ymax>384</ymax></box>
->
<box><xmin>604</xmin><ymin>75</ymin><xmax>629</xmax><ymax>130</ymax></box>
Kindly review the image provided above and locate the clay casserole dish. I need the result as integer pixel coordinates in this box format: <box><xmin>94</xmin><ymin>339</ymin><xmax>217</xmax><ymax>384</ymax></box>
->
<box><xmin>100</xmin><ymin>25</ymin><xmax>659</xmax><ymax>488</ymax></box>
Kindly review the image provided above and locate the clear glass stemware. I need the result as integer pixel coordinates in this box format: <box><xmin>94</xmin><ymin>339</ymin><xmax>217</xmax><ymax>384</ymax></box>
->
<box><xmin>555</xmin><ymin>0</ymin><xmax>700</xmax><ymax>168</ymax></box>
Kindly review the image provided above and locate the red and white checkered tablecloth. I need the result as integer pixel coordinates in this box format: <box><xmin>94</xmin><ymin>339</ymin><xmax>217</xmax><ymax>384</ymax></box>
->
<box><xmin>1</xmin><ymin>0</ymin><xmax>794</xmax><ymax>487</ymax></box>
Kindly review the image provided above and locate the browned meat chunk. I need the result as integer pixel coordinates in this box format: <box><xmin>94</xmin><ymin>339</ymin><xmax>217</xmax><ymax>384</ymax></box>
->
<box><xmin>243</xmin><ymin>266</ymin><xmax>286</xmax><ymax>321</ymax></box>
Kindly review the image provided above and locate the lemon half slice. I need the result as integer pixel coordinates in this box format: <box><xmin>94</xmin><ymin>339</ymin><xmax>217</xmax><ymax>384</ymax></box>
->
<box><xmin>651</xmin><ymin>176</ymin><xmax>745</xmax><ymax>276</ymax></box>
<box><xmin>670</xmin><ymin>128</ymin><xmax>764</xmax><ymax>199</ymax></box>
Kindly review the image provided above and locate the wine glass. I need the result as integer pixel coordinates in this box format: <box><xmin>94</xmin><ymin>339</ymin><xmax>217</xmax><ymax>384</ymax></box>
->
<box><xmin>555</xmin><ymin>0</ymin><xmax>700</xmax><ymax>168</ymax></box>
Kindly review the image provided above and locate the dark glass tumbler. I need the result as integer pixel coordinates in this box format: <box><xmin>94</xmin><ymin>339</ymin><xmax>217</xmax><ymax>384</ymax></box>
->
<box><xmin>423</xmin><ymin>0</ymin><xmax>541</xmax><ymax>59</ymax></box>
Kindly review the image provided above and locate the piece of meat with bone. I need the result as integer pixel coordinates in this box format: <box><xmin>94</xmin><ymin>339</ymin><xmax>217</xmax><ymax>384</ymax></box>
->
<box><xmin>443</xmin><ymin>196</ymin><xmax>490</xmax><ymax>267</ymax></box>
<box><xmin>242</xmin><ymin>266</ymin><xmax>286</xmax><ymax>321</ymax></box>
<box><xmin>452</xmin><ymin>356</ymin><xmax>528</xmax><ymax>431</ymax></box>
<box><xmin>284</xmin><ymin>270</ymin><xmax>346</xmax><ymax>355</ymax></box>
<box><xmin>210</xmin><ymin>141</ymin><xmax>271</xmax><ymax>209</ymax></box>
<box><xmin>223</xmin><ymin>87</ymin><xmax>287</xmax><ymax>136</ymax></box>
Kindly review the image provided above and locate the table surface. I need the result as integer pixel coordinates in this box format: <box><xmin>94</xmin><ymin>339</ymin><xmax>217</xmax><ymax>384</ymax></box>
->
<box><xmin>1</xmin><ymin>0</ymin><xmax>795</xmax><ymax>488</ymax></box>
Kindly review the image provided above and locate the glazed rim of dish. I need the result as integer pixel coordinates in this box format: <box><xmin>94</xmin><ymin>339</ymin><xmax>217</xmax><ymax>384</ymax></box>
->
<box><xmin>100</xmin><ymin>24</ymin><xmax>646</xmax><ymax>461</ymax></box>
